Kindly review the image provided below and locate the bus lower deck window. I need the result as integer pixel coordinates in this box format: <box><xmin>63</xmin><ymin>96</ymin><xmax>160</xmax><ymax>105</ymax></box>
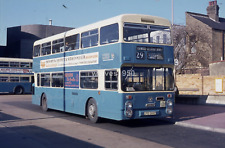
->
<box><xmin>105</xmin><ymin>70</ymin><xmax>118</xmax><ymax>90</ymax></box>
<box><xmin>80</xmin><ymin>71</ymin><xmax>98</xmax><ymax>89</ymax></box>
<box><xmin>52</xmin><ymin>73</ymin><xmax>64</xmax><ymax>87</ymax></box>
<box><xmin>41</xmin><ymin>73</ymin><xmax>50</xmax><ymax>87</ymax></box>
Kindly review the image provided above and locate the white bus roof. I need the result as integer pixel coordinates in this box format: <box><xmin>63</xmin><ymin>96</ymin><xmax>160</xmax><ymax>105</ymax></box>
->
<box><xmin>34</xmin><ymin>14</ymin><xmax>171</xmax><ymax>46</ymax></box>
<box><xmin>0</xmin><ymin>57</ymin><xmax>33</xmax><ymax>62</ymax></box>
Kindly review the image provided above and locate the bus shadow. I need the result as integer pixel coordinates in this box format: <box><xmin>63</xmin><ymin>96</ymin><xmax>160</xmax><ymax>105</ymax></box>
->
<box><xmin>0</xmin><ymin>112</ymin><xmax>21</xmax><ymax>121</ymax></box>
<box><xmin>174</xmin><ymin>103</ymin><xmax>225</xmax><ymax>122</ymax></box>
<box><xmin>3</xmin><ymin>100</ymin><xmax>174</xmax><ymax>128</ymax></box>
<box><xmin>0</xmin><ymin>93</ymin><xmax>31</xmax><ymax>95</ymax></box>
<box><xmin>99</xmin><ymin>117</ymin><xmax>174</xmax><ymax>128</ymax></box>
<box><xmin>8</xmin><ymin>99</ymin><xmax>225</xmax><ymax>128</ymax></box>
<box><xmin>0</xmin><ymin>124</ymin><xmax>103</xmax><ymax>148</ymax></box>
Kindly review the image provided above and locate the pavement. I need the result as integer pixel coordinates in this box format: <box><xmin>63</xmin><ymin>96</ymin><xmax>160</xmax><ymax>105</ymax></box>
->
<box><xmin>174</xmin><ymin>103</ymin><xmax>225</xmax><ymax>134</ymax></box>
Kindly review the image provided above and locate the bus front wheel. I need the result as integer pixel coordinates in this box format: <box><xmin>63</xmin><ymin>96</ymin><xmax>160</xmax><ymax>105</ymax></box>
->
<box><xmin>41</xmin><ymin>94</ymin><xmax>48</xmax><ymax>112</ymax></box>
<box><xmin>87</xmin><ymin>98</ymin><xmax>99</xmax><ymax>123</ymax></box>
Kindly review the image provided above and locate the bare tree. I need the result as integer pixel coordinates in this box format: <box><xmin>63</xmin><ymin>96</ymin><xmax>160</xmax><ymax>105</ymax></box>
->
<box><xmin>173</xmin><ymin>24</ymin><xmax>212</xmax><ymax>74</ymax></box>
<box><xmin>172</xmin><ymin>25</ymin><xmax>188</xmax><ymax>74</ymax></box>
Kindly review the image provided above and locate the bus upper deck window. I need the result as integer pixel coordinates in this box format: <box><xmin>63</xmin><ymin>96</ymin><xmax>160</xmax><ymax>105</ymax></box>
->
<box><xmin>41</xmin><ymin>42</ymin><xmax>51</xmax><ymax>56</ymax></box>
<box><xmin>65</xmin><ymin>34</ymin><xmax>80</xmax><ymax>51</ymax></box>
<box><xmin>100</xmin><ymin>23</ymin><xmax>119</xmax><ymax>45</ymax></box>
<box><xmin>10</xmin><ymin>62</ymin><xmax>19</xmax><ymax>67</ymax></box>
<box><xmin>21</xmin><ymin>62</ymin><xmax>30</xmax><ymax>68</ymax></box>
<box><xmin>0</xmin><ymin>61</ymin><xmax>9</xmax><ymax>67</ymax></box>
<box><xmin>33</xmin><ymin>45</ymin><xmax>40</xmax><ymax>57</ymax></box>
<box><xmin>52</xmin><ymin>38</ymin><xmax>64</xmax><ymax>53</ymax></box>
<box><xmin>81</xmin><ymin>29</ymin><xmax>98</xmax><ymax>48</ymax></box>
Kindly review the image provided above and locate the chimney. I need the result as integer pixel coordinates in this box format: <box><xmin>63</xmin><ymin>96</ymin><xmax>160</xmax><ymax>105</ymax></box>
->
<box><xmin>207</xmin><ymin>0</ymin><xmax>219</xmax><ymax>22</ymax></box>
<box><xmin>49</xmin><ymin>19</ymin><xmax>52</xmax><ymax>25</ymax></box>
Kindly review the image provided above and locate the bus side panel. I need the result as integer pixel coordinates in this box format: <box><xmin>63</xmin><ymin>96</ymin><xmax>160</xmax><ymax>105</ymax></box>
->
<box><xmin>32</xmin><ymin>87</ymin><xmax>64</xmax><ymax>111</ymax></box>
<box><xmin>71</xmin><ymin>90</ymin><xmax>124</xmax><ymax>120</ymax></box>
<box><xmin>64</xmin><ymin>89</ymin><xmax>100</xmax><ymax>116</ymax></box>
<box><xmin>64</xmin><ymin>88</ymin><xmax>81</xmax><ymax>115</ymax></box>
<box><xmin>0</xmin><ymin>82</ymin><xmax>32</xmax><ymax>94</ymax></box>
<box><xmin>20</xmin><ymin>82</ymin><xmax>32</xmax><ymax>94</ymax></box>
<box><xmin>32</xmin><ymin>87</ymin><xmax>42</xmax><ymax>105</ymax></box>
<box><xmin>97</xmin><ymin>91</ymin><xmax>124</xmax><ymax>120</ymax></box>
<box><xmin>46</xmin><ymin>88</ymin><xmax>64</xmax><ymax>111</ymax></box>
<box><xmin>63</xmin><ymin>43</ymin><xmax>122</xmax><ymax>72</ymax></box>
<box><xmin>0</xmin><ymin>82</ymin><xmax>15</xmax><ymax>93</ymax></box>
<box><xmin>33</xmin><ymin>53</ymin><xmax>65</xmax><ymax>73</ymax></box>
<box><xmin>98</xmin><ymin>43</ymin><xmax>121</xmax><ymax>69</ymax></box>
<box><xmin>61</xmin><ymin>90</ymin><xmax>125</xmax><ymax>121</ymax></box>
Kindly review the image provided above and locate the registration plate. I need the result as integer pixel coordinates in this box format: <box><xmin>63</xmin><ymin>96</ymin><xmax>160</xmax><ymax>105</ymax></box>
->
<box><xmin>160</xmin><ymin>101</ymin><xmax>166</xmax><ymax>107</ymax></box>
<box><xmin>144</xmin><ymin>111</ymin><xmax>157</xmax><ymax>116</ymax></box>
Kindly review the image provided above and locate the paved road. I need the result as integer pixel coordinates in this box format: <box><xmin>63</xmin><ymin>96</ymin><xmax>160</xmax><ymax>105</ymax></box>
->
<box><xmin>0</xmin><ymin>95</ymin><xmax>225</xmax><ymax>148</ymax></box>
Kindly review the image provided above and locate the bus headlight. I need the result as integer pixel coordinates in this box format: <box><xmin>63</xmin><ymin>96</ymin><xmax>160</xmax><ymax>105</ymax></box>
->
<box><xmin>167</xmin><ymin>99</ymin><xmax>173</xmax><ymax>107</ymax></box>
<box><xmin>166</xmin><ymin>107</ymin><xmax>173</xmax><ymax>115</ymax></box>
<box><xmin>125</xmin><ymin>101</ymin><xmax>133</xmax><ymax>118</ymax></box>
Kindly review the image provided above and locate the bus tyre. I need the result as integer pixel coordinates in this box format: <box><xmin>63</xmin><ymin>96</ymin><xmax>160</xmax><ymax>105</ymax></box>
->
<box><xmin>87</xmin><ymin>98</ymin><xmax>99</xmax><ymax>123</ymax></box>
<box><xmin>14</xmin><ymin>86</ymin><xmax>24</xmax><ymax>95</ymax></box>
<box><xmin>41</xmin><ymin>94</ymin><xmax>48</xmax><ymax>112</ymax></box>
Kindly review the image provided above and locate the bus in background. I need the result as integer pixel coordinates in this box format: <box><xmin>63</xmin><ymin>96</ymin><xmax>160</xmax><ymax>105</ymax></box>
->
<box><xmin>32</xmin><ymin>14</ymin><xmax>174</xmax><ymax>122</ymax></box>
<box><xmin>0</xmin><ymin>58</ymin><xmax>33</xmax><ymax>94</ymax></box>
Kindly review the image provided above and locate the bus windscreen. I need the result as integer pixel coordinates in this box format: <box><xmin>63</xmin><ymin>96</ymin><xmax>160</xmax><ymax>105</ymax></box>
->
<box><xmin>121</xmin><ymin>67</ymin><xmax>174</xmax><ymax>92</ymax></box>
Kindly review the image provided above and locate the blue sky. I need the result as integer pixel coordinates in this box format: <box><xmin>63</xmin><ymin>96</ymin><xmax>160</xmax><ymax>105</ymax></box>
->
<box><xmin>0</xmin><ymin>0</ymin><xmax>225</xmax><ymax>45</ymax></box>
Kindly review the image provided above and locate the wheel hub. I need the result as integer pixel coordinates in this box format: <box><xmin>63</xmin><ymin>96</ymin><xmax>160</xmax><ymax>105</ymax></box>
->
<box><xmin>89</xmin><ymin>104</ymin><xmax>95</xmax><ymax>117</ymax></box>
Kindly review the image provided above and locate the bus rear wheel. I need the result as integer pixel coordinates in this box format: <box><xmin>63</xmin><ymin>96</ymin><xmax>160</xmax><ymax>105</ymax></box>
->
<box><xmin>14</xmin><ymin>86</ymin><xmax>24</xmax><ymax>95</ymax></box>
<box><xmin>41</xmin><ymin>94</ymin><xmax>48</xmax><ymax>112</ymax></box>
<box><xmin>87</xmin><ymin>98</ymin><xmax>99</xmax><ymax>123</ymax></box>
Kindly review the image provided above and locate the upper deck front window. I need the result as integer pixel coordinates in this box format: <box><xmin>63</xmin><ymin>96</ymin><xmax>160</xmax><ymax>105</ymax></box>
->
<box><xmin>123</xmin><ymin>23</ymin><xmax>171</xmax><ymax>44</ymax></box>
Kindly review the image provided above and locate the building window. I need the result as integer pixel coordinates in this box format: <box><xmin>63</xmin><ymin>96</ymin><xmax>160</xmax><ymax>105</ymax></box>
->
<box><xmin>191</xmin><ymin>46</ymin><xmax>197</xmax><ymax>54</ymax></box>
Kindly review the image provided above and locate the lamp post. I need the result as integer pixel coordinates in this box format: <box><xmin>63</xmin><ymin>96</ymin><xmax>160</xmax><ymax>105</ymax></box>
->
<box><xmin>172</xmin><ymin>0</ymin><xmax>174</xmax><ymax>25</ymax></box>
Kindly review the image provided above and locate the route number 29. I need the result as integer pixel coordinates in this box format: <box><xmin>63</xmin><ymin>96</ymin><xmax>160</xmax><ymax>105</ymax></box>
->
<box><xmin>136</xmin><ymin>52</ymin><xmax>145</xmax><ymax>59</ymax></box>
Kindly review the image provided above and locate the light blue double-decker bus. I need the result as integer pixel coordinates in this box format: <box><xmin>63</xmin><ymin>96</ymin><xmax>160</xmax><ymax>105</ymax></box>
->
<box><xmin>0</xmin><ymin>58</ymin><xmax>33</xmax><ymax>94</ymax></box>
<box><xmin>32</xmin><ymin>14</ymin><xmax>174</xmax><ymax>122</ymax></box>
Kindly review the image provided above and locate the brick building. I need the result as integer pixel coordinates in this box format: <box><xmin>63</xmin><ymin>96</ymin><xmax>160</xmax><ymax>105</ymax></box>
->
<box><xmin>181</xmin><ymin>0</ymin><xmax>225</xmax><ymax>75</ymax></box>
